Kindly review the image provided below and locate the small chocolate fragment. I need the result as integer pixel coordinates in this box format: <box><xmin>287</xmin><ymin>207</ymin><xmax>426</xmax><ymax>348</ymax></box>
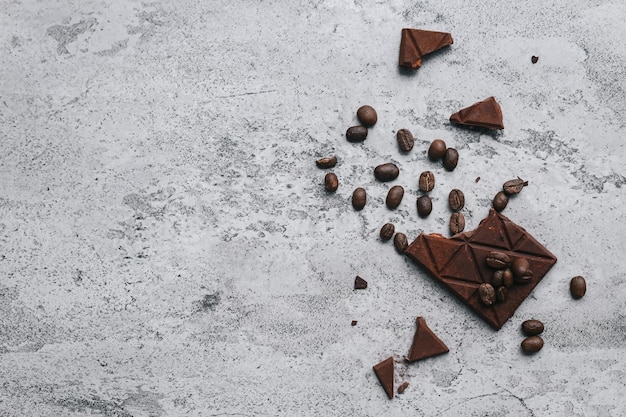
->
<box><xmin>448</xmin><ymin>189</ymin><xmax>465</xmax><ymax>212</ymax></box>
<box><xmin>492</xmin><ymin>191</ymin><xmax>509</xmax><ymax>212</ymax></box>
<box><xmin>316</xmin><ymin>156</ymin><xmax>337</xmax><ymax>169</ymax></box>
<box><xmin>416</xmin><ymin>195</ymin><xmax>432</xmax><ymax>217</ymax></box>
<box><xmin>324</xmin><ymin>173</ymin><xmax>338</xmax><ymax>192</ymax></box>
<box><xmin>394</xmin><ymin>233</ymin><xmax>409</xmax><ymax>253</ymax></box>
<box><xmin>503</xmin><ymin>178</ymin><xmax>528</xmax><ymax>195</ymax></box>
<box><xmin>450</xmin><ymin>96</ymin><xmax>504</xmax><ymax>130</ymax></box>
<box><xmin>443</xmin><ymin>148</ymin><xmax>459</xmax><ymax>171</ymax></box>
<box><xmin>386</xmin><ymin>185</ymin><xmax>405</xmax><ymax>209</ymax></box>
<box><xmin>475</xmin><ymin>177</ymin><xmax>481</xmax><ymax>183</ymax></box>
<box><xmin>397</xmin><ymin>381</ymin><xmax>409</xmax><ymax>394</ymax></box>
<box><xmin>570</xmin><ymin>276</ymin><xmax>586</xmax><ymax>299</ymax></box>
<box><xmin>486</xmin><ymin>251</ymin><xmax>510</xmax><ymax>269</ymax></box>
<box><xmin>373</xmin><ymin>357</ymin><xmax>394</xmax><ymax>399</ymax></box>
<box><xmin>407</xmin><ymin>316</ymin><xmax>449</xmax><ymax>362</ymax></box>
<box><xmin>418</xmin><ymin>171</ymin><xmax>435</xmax><ymax>192</ymax></box>
<box><xmin>399</xmin><ymin>28</ymin><xmax>453</xmax><ymax>69</ymax></box>
<box><xmin>397</xmin><ymin>129</ymin><xmax>415</xmax><ymax>152</ymax></box>
<box><xmin>522</xmin><ymin>319</ymin><xmax>544</xmax><ymax>336</ymax></box>
<box><xmin>449</xmin><ymin>212</ymin><xmax>465</xmax><ymax>234</ymax></box>
<box><xmin>357</xmin><ymin>105</ymin><xmax>377</xmax><ymax>127</ymax></box>
<box><xmin>351</xmin><ymin>320</ymin><xmax>358</xmax><ymax>326</ymax></box>
<box><xmin>354</xmin><ymin>276</ymin><xmax>368</xmax><ymax>290</ymax></box>
<box><xmin>374</xmin><ymin>163</ymin><xmax>400</xmax><ymax>182</ymax></box>
<box><xmin>346</xmin><ymin>126</ymin><xmax>368</xmax><ymax>142</ymax></box>
<box><xmin>521</xmin><ymin>335</ymin><xmax>544</xmax><ymax>354</ymax></box>
<box><xmin>428</xmin><ymin>139</ymin><xmax>447</xmax><ymax>160</ymax></box>
<box><xmin>352</xmin><ymin>187</ymin><xmax>367</xmax><ymax>211</ymax></box>
<box><xmin>479</xmin><ymin>283</ymin><xmax>496</xmax><ymax>306</ymax></box>
<box><xmin>531</xmin><ymin>56</ymin><xmax>539</xmax><ymax>64</ymax></box>
<box><xmin>380</xmin><ymin>223</ymin><xmax>395</xmax><ymax>241</ymax></box>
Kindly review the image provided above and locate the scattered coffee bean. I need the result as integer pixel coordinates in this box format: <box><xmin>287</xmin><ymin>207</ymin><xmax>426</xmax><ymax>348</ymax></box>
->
<box><xmin>443</xmin><ymin>148</ymin><xmax>459</xmax><ymax>171</ymax></box>
<box><xmin>416</xmin><ymin>195</ymin><xmax>432</xmax><ymax>217</ymax></box>
<box><xmin>397</xmin><ymin>381</ymin><xmax>409</xmax><ymax>394</ymax></box>
<box><xmin>346</xmin><ymin>126</ymin><xmax>368</xmax><ymax>142</ymax></box>
<box><xmin>449</xmin><ymin>212</ymin><xmax>465</xmax><ymax>234</ymax></box>
<box><xmin>503</xmin><ymin>178</ymin><xmax>528</xmax><ymax>195</ymax></box>
<box><xmin>492</xmin><ymin>191</ymin><xmax>509</xmax><ymax>212</ymax></box>
<box><xmin>418</xmin><ymin>171</ymin><xmax>435</xmax><ymax>192</ymax></box>
<box><xmin>503</xmin><ymin>268</ymin><xmax>514</xmax><ymax>287</ymax></box>
<box><xmin>570</xmin><ymin>276</ymin><xmax>586</xmax><ymax>299</ymax></box>
<box><xmin>512</xmin><ymin>258</ymin><xmax>532</xmax><ymax>283</ymax></box>
<box><xmin>491</xmin><ymin>270</ymin><xmax>504</xmax><ymax>287</ymax></box>
<box><xmin>522</xmin><ymin>319</ymin><xmax>544</xmax><ymax>336</ymax></box>
<box><xmin>386</xmin><ymin>185</ymin><xmax>404</xmax><ymax>209</ymax></box>
<box><xmin>496</xmin><ymin>286</ymin><xmax>507</xmax><ymax>302</ymax></box>
<box><xmin>394</xmin><ymin>233</ymin><xmax>409</xmax><ymax>253</ymax></box>
<box><xmin>351</xmin><ymin>320</ymin><xmax>358</xmax><ymax>326</ymax></box>
<box><xmin>352</xmin><ymin>187</ymin><xmax>367</xmax><ymax>210</ymax></box>
<box><xmin>531</xmin><ymin>56</ymin><xmax>539</xmax><ymax>64</ymax></box>
<box><xmin>397</xmin><ymin>129</ymin><xmax>414</xmax><ymax>152</ymax></box>
<box><xmin>448</xmin><ymin>189</ymin><xmax>465</xmax><ymax>211</ymax></box>
<box><xmin>428</xmin><ymin>139</ymin><xmax>447</xmax><ymax>160</ymax></box>
<box><xmin>521</xmin><ymin>335</ymin><xmax>544</xmax><ymax>353</ymax></box>
<box><xmin>479</xmin><ymin>283</ymin><xmax>496</xmax><ymax>306</ymax></box>
<box><xmin>374</xmin><ymin>163</ymin><xmax>400</xmax><ymax>182</ymax></box>
<box><xmin>324</xmin><ymin>173</ymin><xmax>339</xmax><ymax>192</ymax></box>
<box><xmin>380</xmin><ymin>223</ymin><xmax>395</xmax><ymax>241</ymax></box>
<box><xmin>486</xmin><ymin>251</ymin><xmax>510</xmax><ymax>269</ymax></box>
<box><xmin>316</xmin><ymin>156</ymin><xmax>337</xmax><ymax>169</ymax></box>
<box><xmin>357</xmin><ymin>105</ymin><xmax>377</xmax><ymax>127</ymax></box>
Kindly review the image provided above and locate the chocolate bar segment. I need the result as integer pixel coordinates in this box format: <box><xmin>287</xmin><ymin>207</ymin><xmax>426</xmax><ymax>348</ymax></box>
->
<box><xmin>449</xmin><ymin>96</ymin><xmax>504</xmax><ymax>130</ymax></box>
<box><xmin>373</xmin><ymin>357</ymin><xmax>394</xmax><ymax>399</ymax></box>
<box><xmin>399</xmin><ymin>28</ymin><xmax>453</xmax><ymax>69</ymax></box>
<box><xmin>407</xmin><ymin>317</ymin><xmax>449</xmax><ymax>362</ymax></box>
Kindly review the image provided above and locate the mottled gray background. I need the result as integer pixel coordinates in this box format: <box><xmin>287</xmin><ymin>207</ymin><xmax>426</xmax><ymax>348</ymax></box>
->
<box><xmin>1</xmin><ymin>0</ymin><xmax>625</xmax><ymax>416</ymax></box>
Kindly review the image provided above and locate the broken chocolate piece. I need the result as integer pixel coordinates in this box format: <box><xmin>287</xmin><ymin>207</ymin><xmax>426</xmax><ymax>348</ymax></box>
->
<box><xmin>399</xmin><ymin>28</ymin><xmax>453</xmax><ymax>69</ymax></box>
<box><xmin>373</xmin><ymin>357</ymin><xmax>394</xmax><ymax>399</ymax></box>
<box><xmin>351</xmin><ymin>320</ymin><xmax>358</xmax><ymax>326</ymax></box>
<box><xmin>449</xmin><ymin>96</ymin><xmax>504</xmax><ymax>130</ymax></box>
<box><xmin>407</xmin><ymin>317</ymin><xmax>449</xmax><ymax>362</ymax></box>
<box><xmin>397</xmin><ymin>381</ymin><xmax>409</xmax><ymax>394</ymax></box>
<box><xmin>354</xmin><ymin>276</ymin><xmax>368</xmax><ymax>289</ymax></box>
<box><xmin>404</xmin><ymin>209</ymin><xmax>557</xmax><ymax>330</ymax></box>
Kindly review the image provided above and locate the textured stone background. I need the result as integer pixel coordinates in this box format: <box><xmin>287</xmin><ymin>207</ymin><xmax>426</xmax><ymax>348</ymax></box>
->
<box><xmin>1</xmin><ymin>0</ymin><xmax>625</xmax><ymax>416</ymax></box>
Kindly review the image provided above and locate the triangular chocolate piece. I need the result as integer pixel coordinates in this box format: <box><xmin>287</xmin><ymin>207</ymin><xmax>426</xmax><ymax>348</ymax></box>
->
<box><xmin>399</xmin><ymin>28</ymin><xmax>453</xmax><ymax>69</ymax></box>
<box><xmin>354</xmin><ymin>276</ymin><xmax>368</xmax><ymax>289</ymax></box>
<box><xmin>450</xmin><ymin>96</ymin><xmax>504</xmax><ymax>130</ymax></box>
<box><xmin>440</xmin><ymin>243</ymin><xmax>483</xmax><ymax>283</ymax></box>
<box><xmin>373</xmin><ymin>357</ymin><xmax>394</xmax><ymax>399</ymax></box>
<box><xmin>407</xmin><ymin>317</ymin><xmax>449</xmax><ymax>362</ymax></box>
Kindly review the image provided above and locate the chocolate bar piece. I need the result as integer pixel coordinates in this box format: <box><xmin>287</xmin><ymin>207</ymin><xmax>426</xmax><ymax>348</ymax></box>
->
<box><xmin>449</xmin><ymin>96</ymin><xmax>504</xmax><ymax>130</ymax></box>
<box><xmin>405</xmin><ymin>209</ymin><xmax>557</xmax><ymax>330</ymax></box>
<box><xmin>399</xmin><ymin>28</ymin><xmax>453</xmax><ymax>69</ymax></box>
<box><xmin>407</xmin><ymin>317</ymin><xmax>449</xmax><ymax>362</ymax></box>
<box><xmin>354</xmin><ymin>276</ymin><xmax>368</xmax><ymax>289</ymax></box>
<box><xmin>373</xmin><ymin>357</ymin><xmax>394</xmax><ymax>399</ymax></box>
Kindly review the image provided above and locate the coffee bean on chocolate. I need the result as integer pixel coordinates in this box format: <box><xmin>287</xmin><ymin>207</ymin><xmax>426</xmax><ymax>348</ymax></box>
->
<box><xmin>503</xmin><ymin>178</ymin><xmax>528</xmax><ymax>195</ymax></box>
<box><xmin>380</xmin><ymin>223</ymin><xmax>395</xmax><ymax>241</ymax></box>
<box><xmin>492</xmin><ymin>191</ymin><xmax>509</xmax><ymax>212</ymax></box>
<box><xmin>428</xmin><ymin>139</ymin><xmax>447</xmax><ymax>160</ymax></box>
<box><xmin>486</xmin><ymin>251</ymin><xmax>510</xmax><ymax>269</ymax></box>
<box><xmin>386</xmin><ymin>185</ymin><xmax>404</xmax><ymax>209</ymax></box>
<box><xmin>346</xmin><ymin>126</ymin><xmax>368</xmax><ymax>142</ymax></box>
<box><xmin>570</xmin><ymin>276</ymin><xmax>586</xmax><ymax>299</ymax></box>
<box><xmin>357</xmin><ymin>105</ymin><xmax>377</xmax><ymax>127</ymax></box>
<box><xmin>416</xmin><ymin>195</ymin><xmax>432</xmax><ymax>217</ymax></box>
<box><xmin>521</xmin><ymin>335</ymin><xmax>544</xmax><ymax>354</ymax></box>
<box><xmin>394</xmin><ymin>233</ymin><xmax>408</xmax><ymax>253</ymax></box>
<box><xmin>479</xmin><ymin>283</ymin><xmax>496</xmax><ymax>306</ymax></box>
<box><xmin>324</xmin><ymin>173</ymin><xmax>339</xmax><ymax>192</ymax></box>
<box><xmin>448</xmin><ymin>189</ymin><xmax>465</xmax><ymax>211</ymax></box>
<box><xmin>374</xmin><ymin>163</ymin><xmax>400</xmax><ymax>182</ymax></box>
<box><xmin>397</xmin><ymin>129</ymin><xmax>415</xmax><ymax>152</ymax></box>
<box><xmin>418</xmin><ymin>171</ymin><xmax>435</xmax><ymax>192</ymax></box>
<box><xmin>449</xmin><ymin>212</ymin><xmax>465</xmax><ymax>234</ymax></box>
<box><xmin>316</xmin><ymin>156</ymin><xmax>337</xmax><ymax>169</ymax></box>
<box><xmin>496</xmin><ymin>286</ymin><xmax>507</xmax><ymax>302</ymax></box>
<box><xmin>352</xmin><ymin>187</ymin><xmax>366</xmax><ymax>211</ymax></box>
<box><xmin>443</xmin><ymin>148</ymin><xmax>459</xmax><ymax>171</ymax></box>
<box><xmin>503</xmin><ymin>268</ymin><xmax>514</xmax><ymax>287</ymax></box>
<box><xmin>522</xmin><ymin>319</ymin><xmax>544</xmax><ymax>336</ymax></box>
<box><xmin>512</xmin><ymin>258</ymin><xmax>531</xmax><ymax>283</ymax></box>
<box><xmin>491</xmin><ymin>270</ymin><xmax>504</xmax><ymax>287</ymax></box>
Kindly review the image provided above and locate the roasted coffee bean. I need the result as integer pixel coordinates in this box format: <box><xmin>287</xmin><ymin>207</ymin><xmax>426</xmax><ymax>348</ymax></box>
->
<box><xmin>374</xmin><ymin>163</ymin><xmax>399</xmax><ymax>182</ymax></box>
<box><xmin>479</xmin><ymin>283</ymin><xmax>496</xmax><ymax>306</ymax></box>
<box><xmin>486</xmin><ymin>251</ymin><xmax>510</xmax><ymax>269</ymax></box>
<box><xmin>503</xmin><ymin>268</ymin><xmax>514</xmax><ymax>287</ymax></box>
<box><xmin>516</xmin><ymin>269</ymin><xmax>533</xmax><ymax>284</ymax></box>
<box><xmin>324</xmin><ymin>173</ymin><xmax>339</xmax><ymax>192</ymax></box>
<box><xmin>448</xmin><ymin>189</ymin><xmax>465</xmax><ymax>211</ymax></box>
<box><xmin>418</xmin><ymin>171</ymin><xmax>435</xmax><ymax>192</ymax></box>
<box><xmin>352</xmin><ymin>187</ymin><xmax>366</xmax><ymax>211</ymax></box>
<box><xmin>521</xmin><ymin>335</ymin><xmax>544</xmax><ymax>353</ymax></box>
<box><xmin>503</xmin><ymin>177</ymin><xmax>528</xmax><ymax>195</ymax></box>
<box><xmin>346</xmin><ymin>126</ymin><xmax>368</xmax><ymax>142</ymax></box>
<box><xmin>416</xmin><ymin>195</ymin><xmax>432</xmax><ymax>217</ymax></box>
<box><xmin>491</xmin><ymin>270</ymin><xmax>504</xmax><ymax>287</ymax></box>
<box><xmin>496</xmin><ymin>286</ymin><xmax>507</xmax><ymax>302</ymax></box>
<box><xmin>443</xmin><ymin>148</ymin><xmax>459</xmax><ymax>171</ymax></box>
<box><xmin>449</xmin><ymin>212</ymin><xmax>465</xmax><ymax>234</ymax></box>
<box><xmin>492</xmin><ymin>191</ymin><xmax>509</xmax><ymax>212</ymax></box>
<box><xmin>394</xmin><ymin>233</ymin><xmax>408</xmax><ymax>253</ymax></box>
<box><xmin>380</xmin><ymin>223</ymin><xmax>395</xmax><ymax>241</ymax></box>
<box><xmin>570</xmin><ymin>276</ymin><xmax>586</xmax><ymax>299</ymax></box>
<box><xmin>357</xmin><ymin>105</ymin><xmax>377</xmax><ymax>127</ymax></box>
<box><xmin>396</xmin><ymin>129</ymin><xmax>414</xmax><ymax>152</ymax></box>
<box><xmin>386</xmin><ymin>185</ymin><xmax>404</xmax><ymax>209</ymax></box>
<box><xmin>316</xmin><ymin>156</ymin><xmax>337</xmax><ymax>169</ymax></box>
<box><xmin>522</xmin><ymin>319</ymin><xmax>544</xmax><ymax>336</ymax></box>
<box><xmin>512</xmin><ymin>258</ymin><xmax>531</xmax><ymax>283</ymax></box>
<box><xmin>428</xmin><ymin>139</ymin><xmax>447</xmax><ymax>160</ymax></box>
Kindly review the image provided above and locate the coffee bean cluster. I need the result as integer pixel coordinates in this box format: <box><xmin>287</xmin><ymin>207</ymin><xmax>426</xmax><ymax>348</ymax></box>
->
<box><xmin>427</xmin><ymin>139</ymin><xmax>459</xmax><ymax>171</ymax></box>
<box><xmin>521</xmin><ymin>319</ymin><xmax>545</xmax><ymax>354</ymax></box>
<box><xmin>479</xmin><ymin>251</ymin><xmax>534</xmax><ymax>306</ymax></box>
<box><xmin>492</xmin><ymin>177</ymin><xmax>528</xmax><ymax>212</ymax></box>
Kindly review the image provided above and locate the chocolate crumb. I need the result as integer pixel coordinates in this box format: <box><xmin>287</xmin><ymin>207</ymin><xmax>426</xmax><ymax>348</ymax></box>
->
<box><xmin>531</xmin><ymin>55</ymin><xmax>539</xmax><ymax>64</ymax></box>
<box><xmin>397</xmin><ymin>381</ymin><xmax>409</xmax><ymax>394</ymax></box>
<box><xmin>351</xmin><ymin>320</ymin><xmax>357</xmax><ymax>326</ymax></box>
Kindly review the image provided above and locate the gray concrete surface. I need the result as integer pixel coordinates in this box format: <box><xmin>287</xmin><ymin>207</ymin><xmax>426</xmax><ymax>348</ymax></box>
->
<box><xmin>1</xmin><ymin>0</ymin><xmax>625</xmax><ymax>416</ymax></box>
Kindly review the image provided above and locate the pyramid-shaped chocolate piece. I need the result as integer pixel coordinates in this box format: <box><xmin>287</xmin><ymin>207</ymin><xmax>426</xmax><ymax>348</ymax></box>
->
<box><xmin>407</xmin><ymin>317</ymin><xmax>449</xmax><ymax>362</ymax></box>
<box><xmin>373</xmin><ymin>357</ymin><xmax>394</xmax><ymax>399</ymax></box>
<box><xmin>399</xmin><ymin>28</ymin><xmax>453</xmax><ymax>69</ymax></box>
<box><xmin>405</xmin><ymin>209</ymin><xmax>557</xmax><ymax>330</ymax></box>
<box><xmin>449</xmin><ymin>96</ymin><xmax>504</xmax><ymax>130</ymax></box>
<box><xmin>354</xmin><ymin>276</ymin><xmax>368</xmax><ymax>289</ymax></box>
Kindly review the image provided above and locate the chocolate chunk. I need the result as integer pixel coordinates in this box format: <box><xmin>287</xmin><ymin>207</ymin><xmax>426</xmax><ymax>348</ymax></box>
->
<box><xmin>354</xmin><ymin>276</ymin><xmax>368</xmax><ymax>290</ymax></box>
<box><xmin>397</xmin><ymin>381</ymin><xmax>409</xmax><ymax>394</ymax></box>
<box><xmin>373</xmin><ymin>357</ymin><xmax>394</xmax><ymax>399</ymax></box>
<box><xmin>404</xmin><ymin>209</ymin><xmax>557</xmax><ymax>330</ymax></box>
<box><xmin>531</xmin><ymin>56</ymin><xmax>539</xmax><ymax>64</ymax></box>
<box><xmin>399</xmin><ymin>28</ymin><xmax>453</xmax><ymax>69</ymax></box>
<box><xmin>449</xmin><ymin>96</ymin><xmax>504</xmax><ymax>130</ymax></box>
<box><xmin>351</xmin><ymin>320</ymin><xmax>358</xmax><ymax>326</ymax></box>
<box><xmin>407</xmin><ymin>317</ymin><xmax>449</xmax><ymax>362</ymax></box>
